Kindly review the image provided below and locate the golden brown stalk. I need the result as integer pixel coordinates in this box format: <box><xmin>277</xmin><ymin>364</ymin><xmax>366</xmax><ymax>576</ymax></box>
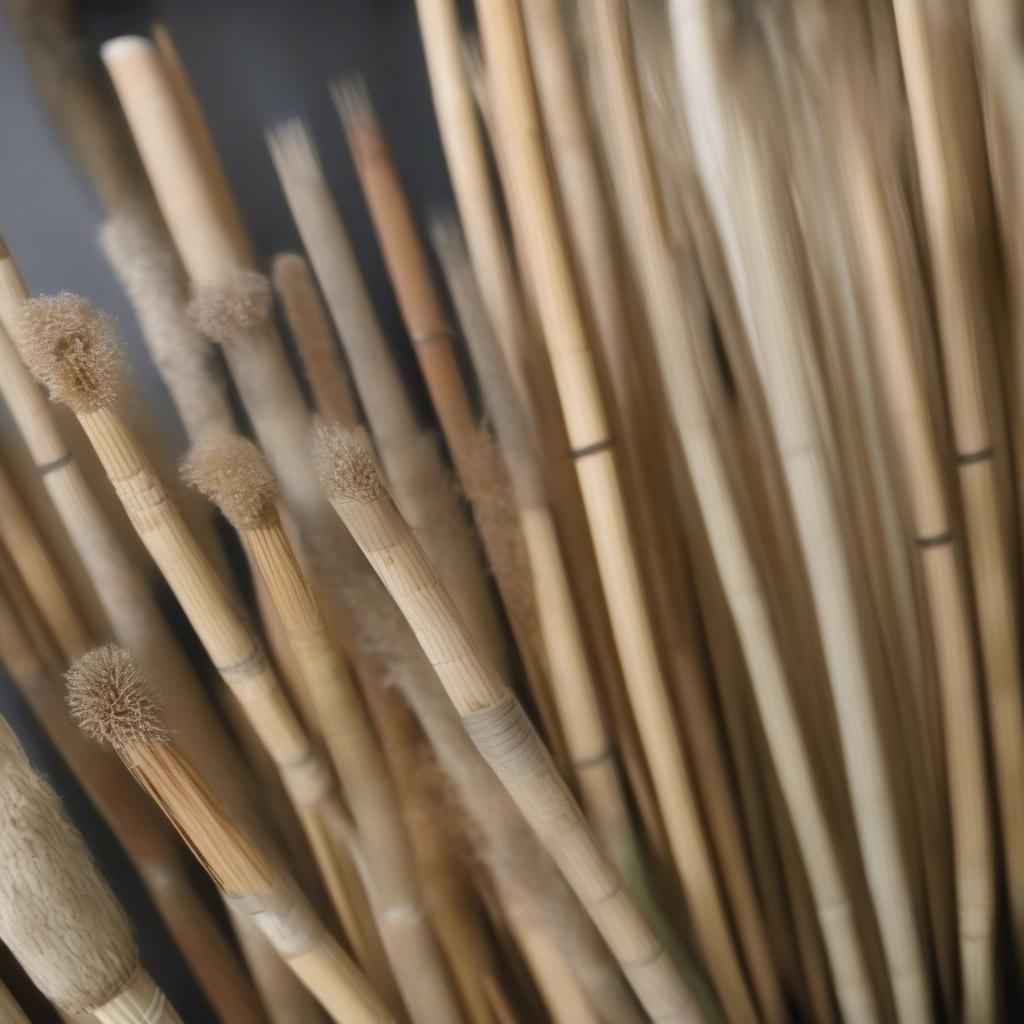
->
<box><xmin>183</xmin><ymin>435</ymin><xmax>463</xmax><ymax>1024</ymax></box>
<box><xmin>67</xmin><ymin>645</ymin><xmax>392</xmax><ymax>1024</ymax></box>
<box><xmin>14</xmin><ymin>293</ymin><xmax>393</xmax><ymax>999</ymax></box>
<box><xmin>315</xmin><ymin>424</ymin><xmax>702</xmax><ymax>1024</ymax></box>
<box><xmin>466</xmin><ymin>0</ymin><xmax>750</xmax><ymax>1017</ymax></box>
<box><xmin>0</xmin><ymin>711</ymin><xmax>182</xmax><ymax>1023</ymax></box>
<box><xmin>266</xmin><ymin>119</ymin><xmax>508</xmax><ymax>673</ymax></box>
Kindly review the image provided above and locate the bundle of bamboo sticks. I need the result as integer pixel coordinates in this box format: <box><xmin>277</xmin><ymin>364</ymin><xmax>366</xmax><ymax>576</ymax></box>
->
<box><xmin>1</xmin><ymin>0</ymin><xmax>1023</xmax><ymax>1020</ymax></box>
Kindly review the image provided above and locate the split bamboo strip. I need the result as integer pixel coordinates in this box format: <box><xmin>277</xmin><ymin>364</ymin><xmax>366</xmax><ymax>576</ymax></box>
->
<box><xmin>670</xmin><ymin>4</ymin><xmax>931</xmax><ymax>1020</ymax></box>
<box><xmin>0</xmin><ymin>712</ymin><xmax>182</xmax><ymax>1023</ymax></box>
<box><xmin>13</xmin><ymin>293</ymin><xmax>393</xmax><ymax>1001</ymax></box>
<box><xmin>316</xmin><ymin>425</ymin><xmax>702</xmax><ymax>1024</ymax></box>
<box><xmin>0</xmin><ymin>515</ymin><xmax>270</xmax><ymax>1024</ymax></box>
<box><xmin>467</xmin><ymin>0</ymin><xmax>752</xmax><ymax>1018</ymax></box>
<box><xmin>266</xmin><ymin>120</ymin><xmax>508</xmax><ymax>672</ymax></box>
<box><xmin>891</xmin><ymin>0</ymin><xmax>1024</xmax><ymax>967</ymax></box>
<box><xmin>585</xmin><ymin>4</ymin><xmax>876</xmax><ymax>1022</ymax></box>
<box><xmin>836</xmin><ymin>93</ymin><xmax>996</xmax><ymax>1021</ymax></box>
<box><xmin>67</xmin><ymin>645</ymin><xmax>392</xmax><ymax>1024</ymax></box>
<box><xmin>183</xmin><ymin>434</ymin><xmax>463</xmax><ymax>1024</ymax></box>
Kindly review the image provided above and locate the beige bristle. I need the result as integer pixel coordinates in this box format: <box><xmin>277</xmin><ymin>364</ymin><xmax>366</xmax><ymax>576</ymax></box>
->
<box><xmin>15</xmin><ymin>293</ymin><xmax>123</xmax><ymax>412</ymax></box>
<box><xmin>188</xmin><ymin>268</ymin><xmax>273</xmax><ymax>341</ymax></box>
<box><xmin>0</xmin><ymin>714</ymin><xmax>138</xmax><ymax>1014</ymax></box>
<box><xmin>66</xmin><ymin>644</ymin><xmax>170</xmax><ymax>751</ymax></box>
<box><xmin>312</xmin><ymin>421</ymin><xmax>386</xmax><ymax>503</ymax></box>
<box><xmin>181</xmin><ymin>434</ymin><xmax>279</xmax><ymax>531</ymax></box>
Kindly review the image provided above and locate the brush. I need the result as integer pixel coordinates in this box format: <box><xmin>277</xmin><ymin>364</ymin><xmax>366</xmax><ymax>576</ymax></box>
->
<box><xmin>314</xmin><ymin>423</ymin><xmax>702</xmax><ymax>1023</ymax></box>
<box><xmin>0</xmin><ymin>711</ymin><xmax>182</xmax><ymax>1023</ymax></box>
<box><xmin>66</xmin><ymin>645</ymin><xmax>392</xmax><ymax>1024</ymax></box>
<box><xmin>13</xmin><ymin>292</ymin><xmax>393</xmax><ymax>996</ymax></box>
<box><xmin>266</xmin><ymin>118</ymin><xmax>509</xmax><ymax>677</ymax></box>
<box><xmin>182</xmin><ymin>433</ymin><xmax>464</xmax><ymax>1024</ymax></box>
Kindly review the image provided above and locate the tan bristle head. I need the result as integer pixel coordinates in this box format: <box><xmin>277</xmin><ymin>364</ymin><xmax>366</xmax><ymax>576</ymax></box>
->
<box><xmin>15</xmin><ymin>293</ymin><xmax>123</xmax><ymax>413</ymax></box>
<box><xmin>181</xmin><ymin>434</ymin><xmax>278</xmax><ymax>531</ymax></box>
<box><xmin>0</xmin><ymin>715</ymin><xmax>137</xmax><ymax>1014</ymax></box>
<box><xmin>312</xmin><ymin>420</ymin><xmax>386</xmax><ymax>503</ymax></box>
<box><xmin>66</xmin><ymin>644</ymin><xmax>170</xmax><ymax>751</ymax></box>
<box><xmin>188</xmin><ymin>268</ymin><xmax>273</xmax><ymax>342</ymax></box>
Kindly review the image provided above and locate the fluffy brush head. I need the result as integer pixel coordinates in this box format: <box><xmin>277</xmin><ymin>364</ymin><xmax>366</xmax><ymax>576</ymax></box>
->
<box><xmin>181</xmin><ymin>434</ymin><xmax>278</xmax><ymax>531</ymax></box>
<box><xmin>0</xmin><ymin>715</ymin><xmax>138</xmax><ymax>1013</ymax></box>
<box><xmin>312</xmin><ymin>420</ymin><xmax>386</xmax><ymax>504</ymax></box>
<box><xmin>15</xmin><ymin>293</ymin><xmax>123</xmax><ymax>413</ymax></box>
<box><xmin>66</xmin><ymin>644</ymin><xmax>170</xmax><ymax>751</ymax></box>
<box><xmin>188</xmin><ymin>267</ymin><xmax>273</xmax><ymax>342</ymax></box>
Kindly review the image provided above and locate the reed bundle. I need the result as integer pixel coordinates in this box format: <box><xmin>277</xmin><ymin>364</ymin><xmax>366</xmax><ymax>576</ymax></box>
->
<box><xmin>0</xmin><ymin>711</ymin><xmax>182</xmax><ymax>1023</ymax></box>
<box><xmin>314</xmin><ymin>424</ymin><xmax>700</xmax><ymax>1024</ymax></box>
<box><xmin>66</xmin><ymin>645</ymin><xmax>391</xmax><ymax>1024</ymax></box>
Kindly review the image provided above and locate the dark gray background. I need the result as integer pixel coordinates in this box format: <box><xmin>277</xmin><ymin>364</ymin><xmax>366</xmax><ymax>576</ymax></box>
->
<box><xmin>0</xmin><ymin>2</ymin><xmax>473</xmax><ymax>1017</ymax></box>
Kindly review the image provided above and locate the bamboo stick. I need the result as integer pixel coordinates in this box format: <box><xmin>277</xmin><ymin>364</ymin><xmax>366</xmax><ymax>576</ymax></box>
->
<box><xmin>0</xmin><ymin>711</ymin><xmax>182</xmax><ymax>1023</ymax></box>
<box><xmin>67</xmin><ymin>645</ymin><xmax>393</xmax><ymax>1024</ymax></box>
<box><xmin>183</xmin><ymin>434</ymin><xmax>463</xmax><ymax>1024</ymax></box>
<box><xmin>266</xmin><ymin>119</ymin><xmax>509</xmax><ymax>674</ymax></box>
<box><xmin>464</xmin><ymin>0</ymin><xmax>752</xmax><ymax>1017</ymax></box>
<box><xmin>0</xmin><ymin>980</ymin><xmax>29</xmax><ymax>1024</ymax></box>
<box><xmin>13</xmin><ymin>292</ymin><xmax>394</xmax><ymax>1001</ymax></box>
<box><xmin>669</xmin><ymin>4</ymin><xmax>932</xmax><ymax>1020</ymax></box>
<box><xmin>890</xmin><ymin>0</ymin><xmax>1024</xmax><ymax>972</ymax></box>
<box><xmin>315</xmin><ymin>424</ymin><xmax>702</xmax><ymax>1024</ymax></box>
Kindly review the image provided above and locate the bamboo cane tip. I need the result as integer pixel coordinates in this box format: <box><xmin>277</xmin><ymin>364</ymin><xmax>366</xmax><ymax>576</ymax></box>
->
<box><xmin>16</xmin><ymin>293</ymin><xmax>123</xmax><ymax>413</ymax></box>
<box><xmin>0</xmin><ymin>714</ymin><xmax>139</xmax><ymax>1015</ymax></box>
<box><xmin>66</xmin><ymin>644</ymin><xmax>170</xmax><ymax>751</ymax></box>
<box><xmin>312</xmin><ymin>419</ymin><xmax>386</xmax><ymax>503</ymax></box>
<box><xmin>181</xmin><ymin>433</ymin><xmax>278</xmax><ymax>531</ymax></box>
<box><xmin>100</xmin><ymin>34</ymin><xmax>154</xmax><ymax>66</ymax></box>
<box><xmin>188</xmin><ymin>267</ymin><xmax>272</xmax><ymax>343</ymax></box>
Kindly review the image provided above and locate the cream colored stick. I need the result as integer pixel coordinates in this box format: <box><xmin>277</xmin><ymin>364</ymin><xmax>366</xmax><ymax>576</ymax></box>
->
<box><xmin>183</xmin><ymin>435</ymin><xmax>463</xmax><ymax>1024</ymax></box>
<box><xmin>465</xmin><ymin>0</ymin><xmax>751</xmax><ymax>1018</ymax></box>
<box><xmin>0</xmin><ymin>980</ymin><xmax>29</xmax><ymax>1024</ymax></box>
<box><xmin>0</xmin><ymin>713</ymin><xmax>182</xmax><ymax>1023</ymax></box>
<box><xmin>670</xmin><ymin>4</ymin><xmax>930</xmax><ymax>1020</ymax></box>
<box><xmin>67</xmin><ymin>645</ymin><xmax>393</xmax><ymax>1024</ymax></box>
<box><xmin>585</xmin><ymin>4</ymin><xmax>876</xmax><ymax>1022</ymax></box>
<box><xmin>14</xmin><ymin>293</ymin><xmax>393</xmax><ymax>1000</ymax></box>
<box><xmin>315</xmin><ymin>424</ymin><xmax>702</xmax><ymax>1024</ymax></box>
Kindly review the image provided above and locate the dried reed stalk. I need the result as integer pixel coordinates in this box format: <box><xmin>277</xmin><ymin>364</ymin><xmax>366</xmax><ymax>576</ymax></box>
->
<box><xmin>13</xmin><ymin>293</ymin><xmax>392</xmax><ymax>998</ymax></box>
<box><xmin>670</xmin><ymin>3</ymin><xmax>932</xmax><ymax>1019</ymax></box>
<box><xmin>67</xmin><ymin>645</ymin><xmax>392</xmax><ymax>1024</ymax></box>
<box><xmin>583</xmin><ymin>4</ymin><xmax>885</xmax><ymax>1021</ymax></box>
<box><xmin>0</xmin><ymin>711</ymin><xmax>182</xmax><ymax>1023</ymax></box>
<box><xmin>891</xmin><ymin>0</ymin><xmax>1024</xmax><ymax>969</ymax></box>
<box><xmin>466</xmin><ymin>0</ymin><xmax>752</xmax><ymax>1017</ymax></box>
<box><xmin>0</xmin><ymin>980</ymin><xmax>28</xmax><ymax>1024</ymax></box>
<box><xmin>183</xmin><ymin>435</ymin><xmax>463</xmax><ymax>1024</ymax></box>
<box><xmin>266</xmin><ymin>120</ymin><xmax>508</xmax><ymax>671</ymax></box>
<box><xmin>836</xmin><ymin>93</ymin><xmax>996</xmax><ymax>1020</ymax></box>
<box><xmin>0</xmin><ymin>504</ymin><xmax>270</xmax><ymax>1024</ymax></box>
<box><xmin>315</xmin><ymin>425</ymin><xmax>702</xmax><ymax>1024</ymax></box>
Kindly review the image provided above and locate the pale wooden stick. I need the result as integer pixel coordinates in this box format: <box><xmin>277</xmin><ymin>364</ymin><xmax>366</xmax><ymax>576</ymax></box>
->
<box><xmin>67</xmin><ymin>645</ymin><xmax>392</xmax><ymax>1024</ymax></box>
<box><xmin>584</xmin><ymin>4</ymin><xmax>880</xmax><ymax>1022</ymax></box>
<box><xmin>0</xmin><ymin>513</ymin><xmax>271</xmax><ymax>1024</ymax></box>
<box><xmin>891</xmin><ymin>0</ymin><xmax>1024</xmax><ymax>971</ymax></box>
<box><xmin>836</xmin><ymin>85</ymin><xmax>996</xmax><ymax>1021</ymax></box>
<box><xmin>670</xmin><ymin>4</ymin><xmax>931</xmax><ymax>1020</ymax></box>
<box><xmin>0</xmin><ymin>980</ymin><xmax>29</xmax><ymax>1024</ymax></box>
<box><xmin>465</xmin><ymin>0</ymin><xmax>751</xmax><ymax>1018</ymax></box>
<box><xmin>266</xmin><ymin>120</ymin><xmax>508</xmax><ymax>672</ymax></box>
<box><xmin>183</xmin><ymin>435</ymin><xmax>463</xmax><ymax>1024</ymax></box>
<box><xmin>13</xmin><ymin>293</ymin><xmax>394</xmax><ymax>1003</ymax></box>
<box><xmin>0</xmin><ymin>712</ymin><xmax>182</xmax><ymax>1023</ymax></box>
<box><xmin>315</xmin><ymin>425</ymin><xmax>702</xmax><ymax>1024</ymax></box>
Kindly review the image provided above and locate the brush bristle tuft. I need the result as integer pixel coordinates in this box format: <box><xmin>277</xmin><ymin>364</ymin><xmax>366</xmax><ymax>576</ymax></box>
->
<box><xmin>15</xmin><ymin>293</ymin><xmax>123</xmax><ymax>413</ymax></box>
<box><xmin>313</xmin><ymin>420</ymin><xmax>386</xmax><ymax>503</ymax></box>
<box><xmin>188</xmin><ymin>268</ymin><xmax>273</xmax><ymax>341</ymax></box>
<box><xmin>181</xmin><ymin>434</ymin><xmax>278</xmax><ymax>530</ymax></box>
<box><xmin>66</xmin><ymin>645</ymin><xmax>169</xmax><ymax>750</ymax></box>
